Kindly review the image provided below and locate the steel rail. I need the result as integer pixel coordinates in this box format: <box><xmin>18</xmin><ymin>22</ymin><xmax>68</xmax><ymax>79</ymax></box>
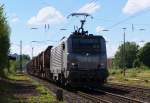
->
<box><xmin>78</xmin><ymin>91</ymin><xmax>112</xmax><ymax>103</ymax></box>
<box><xmin>97</xmin><ymin>89</ymin><xmax>146</xmax><ymax>103</ymax></box>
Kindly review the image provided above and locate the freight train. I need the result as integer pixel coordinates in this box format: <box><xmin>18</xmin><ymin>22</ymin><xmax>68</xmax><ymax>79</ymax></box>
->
<box><xmin>27</xmin><ymin>13</ymin><xmax>109</xmax><ymax>88</ymax></box>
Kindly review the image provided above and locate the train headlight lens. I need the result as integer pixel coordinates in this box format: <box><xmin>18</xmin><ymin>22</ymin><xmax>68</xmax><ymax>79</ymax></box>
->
<box><xmin>98</xmin><ymin>63</ymin><xmax>105</xmax><ymax>69</ymax></box>
<box><xmin>71</xmin><ymin>63</ymin><xmax>78</xmax><ymax>69</ymax></box>
<box><xmin>71</xmin><ymin>63</ymin><xmax>75</xmax><ymax>66</ymax></box>
<box><xmin>101</xmin><ymin>63</ymin><xmax>105</xmax><ymax>68</ymax></box>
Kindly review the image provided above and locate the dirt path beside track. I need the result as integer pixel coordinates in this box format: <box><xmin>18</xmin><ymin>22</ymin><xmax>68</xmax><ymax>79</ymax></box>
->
<box><xmin>0</xmin><ymin>73</ymin><xmax>58</xmax><ymax>103</ymax></box>
<box><xmin>0</xmin><ymin>74</ymin><xmax>39</xmax><ymax>102</ymax></box>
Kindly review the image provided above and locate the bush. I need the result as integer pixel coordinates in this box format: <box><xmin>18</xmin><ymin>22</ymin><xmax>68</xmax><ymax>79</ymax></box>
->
<box><xmin>114</xmin><ymin>42</ymin><xmax>139</xmax><ymax>68</ymax></box>
<box><xmin>133</xmin><ymin>59</ymin><xmax>141</xmax><ymax>68</ymax></box>
<box><xmin>138</xmin><ymin>42</ymin><xmax>150</xmax><ymax>68</ymax></box>
<box><xmin>0</xmin><ymin>4</ymin><xmax>10</xmax><ymax>76</ymax></box>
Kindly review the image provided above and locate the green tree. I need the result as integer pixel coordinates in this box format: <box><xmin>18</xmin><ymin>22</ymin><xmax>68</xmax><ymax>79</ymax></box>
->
<box><xmin>138</xmin><ymin>42</ymin><xmax>150</xmax><ymax>67</ymax></box>
<box><xmin>0</xmin><ymin>4</ymin><xmax>10</xmax><ymax>76</ymax></box>
<box><xmin>15</xmin><ymin>54</ymin><xmax>30</xmax><ymax>72</ymax></box>
<box><xmin>114</xmin><ymin>42</ymin><xmax>139</xmax><ymax>68</ymax></box>
<box><xmin>133</xmin><ymin>58</ymin><xmax>141</xmax><ymax>68</ymax></box>
<box><xmin>22</xmin><ymin>54</ymin><xmax>30</xmax><ymax>61</ymax></box>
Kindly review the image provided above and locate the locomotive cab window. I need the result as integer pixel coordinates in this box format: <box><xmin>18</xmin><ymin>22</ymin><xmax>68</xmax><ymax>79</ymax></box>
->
<box><xmin>62</xmin><ymin>43</ymin><xmax>65</xmax><ymax>50</ymax></box>
<box><xmin>72</xmin><ymin>37</ymin><xmax>101</xmax><ymax>54</ymax></box>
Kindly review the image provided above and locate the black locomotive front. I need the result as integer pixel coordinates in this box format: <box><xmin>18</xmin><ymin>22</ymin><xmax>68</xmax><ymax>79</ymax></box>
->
<box><xmin>67</xmin><ymin>34</ymin><xmax>109</xmax><ymax>87</ymax></box>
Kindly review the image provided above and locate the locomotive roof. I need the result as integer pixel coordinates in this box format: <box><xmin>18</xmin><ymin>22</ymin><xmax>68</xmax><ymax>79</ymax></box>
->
<box><xmin>69</xmin><ymin>33</ymin><xmax>104</xmax><ymax>39</ymax></box>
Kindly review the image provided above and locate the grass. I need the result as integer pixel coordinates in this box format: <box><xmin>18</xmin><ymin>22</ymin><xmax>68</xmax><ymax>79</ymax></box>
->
<box><xmin>28</xmin><ymin>86</ymin><xmax>57</xmax><ymax>103</ymax></box>
<box><xmin>7</xmin><ymin>73</ymin><xmax>30</xmax><ymax>81</ymax></box>
<box><xmin>0</xmin><ymin>73</ymin><xmax>64</xmax><ymax>103</ymax></box>
<box><xmin>108</xmin><ymin>67</ymin><xmax>150</xmax><ymax>87</ymax></box>
<box><xmin>28</xmin><ymin>78</ymin><xmax>63</xmax><ymax>103</ymax></box>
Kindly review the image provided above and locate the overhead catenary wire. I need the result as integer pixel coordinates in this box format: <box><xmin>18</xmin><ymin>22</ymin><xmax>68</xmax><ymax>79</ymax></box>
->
<box><xmin>86</xmin><ymin>0</ymin><xmax>99</xmax><ymax>10</ymax></box>
<box><xmin>71</xmin><ymin>0</ymin><xmax>150</xmax><ymax>33</ymax></box>
<box><xmin>107</xmin><ymin>8</ymin><xmax>150</xmax><ymax>30</ymax></box>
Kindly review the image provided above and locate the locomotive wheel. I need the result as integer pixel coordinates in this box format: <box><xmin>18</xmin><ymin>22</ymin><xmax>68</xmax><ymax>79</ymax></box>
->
<box><xmin>57</xmin><ymin>73</ymin><xmax>66</xmax><ymax>87</ymax></box>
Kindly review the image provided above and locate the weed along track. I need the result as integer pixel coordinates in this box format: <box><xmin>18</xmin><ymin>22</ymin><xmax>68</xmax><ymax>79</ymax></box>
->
<box><xmin>28</xmin><ymin>74</ymin><xmax>149</xmax><ymax>103</ymax></box>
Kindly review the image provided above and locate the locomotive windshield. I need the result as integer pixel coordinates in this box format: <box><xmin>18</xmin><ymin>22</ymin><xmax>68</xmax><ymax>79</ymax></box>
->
<box><xmin>72</xmin><ymin>38</ymin><xmax>100</xmax><ymax>53</ymax></box>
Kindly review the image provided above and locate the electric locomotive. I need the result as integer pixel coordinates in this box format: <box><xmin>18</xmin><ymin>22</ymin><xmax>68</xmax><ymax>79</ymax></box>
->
<box><xmin>50</xmin><ymin>13</ymin><xmax>109</xmax><ymax>87</ymax></box>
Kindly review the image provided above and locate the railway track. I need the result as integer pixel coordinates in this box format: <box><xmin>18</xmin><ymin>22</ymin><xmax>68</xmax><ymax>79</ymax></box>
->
<box><xmin>76</xmin><ymin>86</ymin><xmax>147</xmax><ymax>103</ymax></box>
<box><xmin>78</xmin><ymin>90</ymin><xmax>147</xmax><ymax>103</ymax></box>
<box><xmin>106</xmin><ymin>83</ymin><xmax>150</xmax><ymax>93</ymax></box>
<box><xmin>27</xmin><ymin>74</ymin><xmax>149</xmax><ymax>103</ymax></box>
<box><xmin>104</xmin><ymin>83</ymin><xmax>150</xmax><ymax>102</ymax></box>
<box><xmin>96</xmin><ymin>89</ymin><xmax>146</xmax><ymax>103</ymax></box>
<box><xmin>78</xmin><ymin>91</ymin><xmax>112</xmax><ymax>103</ymax></box>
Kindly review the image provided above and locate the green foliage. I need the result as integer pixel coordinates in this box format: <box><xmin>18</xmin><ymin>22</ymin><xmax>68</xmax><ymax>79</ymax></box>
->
<box><xmin>28</xmin><ymin>78</ymin><xmax>61</xmax><ymax>103</ymax></box>
<box><xmin>7</xmin><ymin>73</ymin><xmax>30</xmax><ymax>81</ymax></box>
<box><xmin>108</xmin><ymin>67</ymin><xmax>150</xmax><ymax>87</ymax></box>
<box><xmin>138</xmin><ymin>42</ymin><xmax>150</xmax><ymax>67</ymax></box>
<box><xmin>16</xmin><ymin>54</ymin><xmax>30</xmax><ymax>71</ymax></box>
<box><xmin>114</xmin><ymin>42</ymin><xmax>139</xmax><ymax>68</ymax></box>
<box><xmin>0</xmin><ymin>4</ymin><xmax>10</xmax><ymax>76</ymax></box>
<box><xmin>109</xmin><ymin>68</ymin><xmax>122</xmax><ymax>75</ymax></box>
<box><xmin>22</xmin><ymin>54</ymin><xmax>30</xmax><ymax>61</ymax></box>
<box><xmin>133</xmin><ymin>59</ymin><xmax>141</xmax><ymax>68</ymax></box>
<box><xmin>9</xmin><ymin>60</ymin><xmax>17</xmax><ymax>74</ymax></box>
<box><xmin>1</xmin><ymin>54</ymin><xmax>30</xmax><ymax>77</ymax></box>
<box><xmin>28</xmin><ymin>86</ymin><xmax>56</xmax><ymax>103</ymax></box>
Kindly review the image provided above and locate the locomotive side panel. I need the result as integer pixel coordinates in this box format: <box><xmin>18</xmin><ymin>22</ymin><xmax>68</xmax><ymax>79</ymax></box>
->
<box><xmin>50</xmin><ymin>44</ymin><xmax>63</xmax><ymax>81</ymax></box>
<box><xmin>62</xmin><ymin>41</ymin><xmax>69</xmax><ymax>79</ymax></box>
<box><xmin>99</xmin><ymin>37</ymin><xmax>107</xmax><ymax>69</ymax></box>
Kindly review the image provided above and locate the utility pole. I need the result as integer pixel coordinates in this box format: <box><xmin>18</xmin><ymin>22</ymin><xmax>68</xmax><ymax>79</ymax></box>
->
<box><xmin>20</xmin><ymin>40</ymin><xmax>22</xmax><ymax>72</ymax></box>
<box><xmin>32</xmin><ymin>47</ymin><xmax>34</xmax><ymax>59</ymax></box>
<box><xmin>122</xmin><ymin>28</ymin><xmax>126</xmax><ymax>76</ymax></box>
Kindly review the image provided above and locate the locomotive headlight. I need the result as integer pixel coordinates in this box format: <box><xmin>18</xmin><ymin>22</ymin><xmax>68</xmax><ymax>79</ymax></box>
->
<box><xmin>71</xmin><ymin>62</ymin><xmax>78</xmax><ymax>69</ymax></box>
<box><xmin>98</xmin><ymin>62</ymin><xmax>105</xmax><ymax>69</ymax></box>
<box><xmin>71</xmin><ymin>63</ymin><xmax>75</xmax><ymax>66</ymax></box>
<box><xmin>100</xmin><ymin>63</ymin><xmax>105</xmax><ymax>68</ymax></box>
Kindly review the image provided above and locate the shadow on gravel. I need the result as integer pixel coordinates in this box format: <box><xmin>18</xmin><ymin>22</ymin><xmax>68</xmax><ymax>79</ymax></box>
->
<box><xmin>0</xmin><ymin>77</ymin><xmax>39</xmax><ymax>103</ymax></box>
<box><xmin>12</xmin><ymin>80</ymin><xmax>38</xmax><ymax>97</ymax></box>
<box><xmin>100</xmin><ymin>86</ymin><xmax>130</xmax><ymax>95</ymax></box>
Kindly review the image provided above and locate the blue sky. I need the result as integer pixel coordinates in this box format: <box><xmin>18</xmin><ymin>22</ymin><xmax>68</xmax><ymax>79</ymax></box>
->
<box><xmin>0</xmin><ymin>0</ymin><xmax>150</xmax><ymax>57</ymax></box>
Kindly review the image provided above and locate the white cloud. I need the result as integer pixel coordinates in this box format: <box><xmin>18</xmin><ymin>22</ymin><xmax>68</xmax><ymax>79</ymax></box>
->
<box><xmin>27</xmin><ymin>6</ymin><xmax>65</xmax><ymax>26</ymax></box>
<box><xmin>78</xmin><ymin>2</ymin><xmax>100</xmax><ymax>14</ymax></box>
<box><xmin>96</xmin><ymin>26</ymin><xmax>105</xmax><ymax>33</ymax></box>
<box><xmin>123</xmin><ymin>0</ymin><xmax>150</xmax><ymax>15</ymax></box>
<box><xmin>11</xmin><ymin>14</ymin><xmax>19</xmax><ymax>23</ymax></box>
<box><xmin>12</xmin><ymin>17</ymin><xmax>19</xmax><ymax>23</ymax></box>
